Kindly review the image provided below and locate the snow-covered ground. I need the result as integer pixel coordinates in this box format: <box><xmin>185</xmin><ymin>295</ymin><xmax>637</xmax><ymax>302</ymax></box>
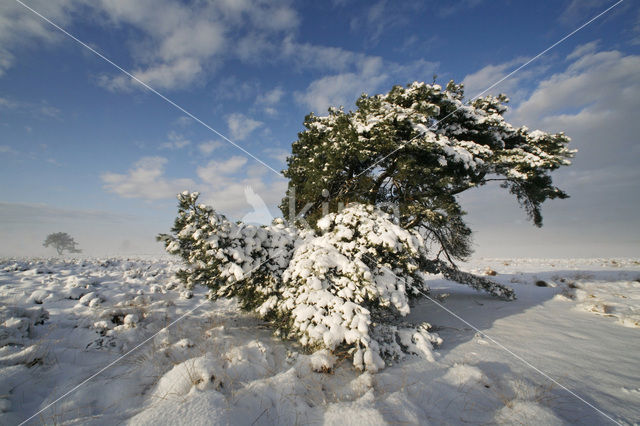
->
<box><xmin>0</xmin><ymin>257</ymin><xmax>638</xmax><ymax>425</ymax></box>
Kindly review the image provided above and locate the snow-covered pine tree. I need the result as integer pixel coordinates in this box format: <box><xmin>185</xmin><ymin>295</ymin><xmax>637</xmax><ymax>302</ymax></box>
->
<box><xmin>281</xmin><ymin>81</ymin><xmax>575</xmax><ymax>265</ymax></box>
<box><xmin>157</xmin><ymin>191</ymin><xmax>298</xmax><ymax>312</ymax></box>
<box><xmin>159</xmin><ymin>193</ymin><xmax>513</xmax><ymax>371</ymax></box>
<box><xmin>160</xmin><ymin>80</ymin><xmax>573</xmax><ymax>371</ymax></box>
<box><xmin>275</xmin><ymin>203</ymin><xmax>444</xmax><ymax>371</ymax></box>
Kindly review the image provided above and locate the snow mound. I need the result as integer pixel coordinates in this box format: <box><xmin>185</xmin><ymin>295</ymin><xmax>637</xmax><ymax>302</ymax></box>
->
<box><xmin>442</xmin><ymin>363</ymin><xmax>485</xmax><ymax>386</ymax></box>
<box><xmin>494</xmin><ymin>401</ymin><xmax>563</xmax><ymax>425</ymax></box>
<box><xmin>323</xmin><ymin>390</ymin><xmax>386</xmax><ymax>425</ymax></box>
<box><xmin>309</xmin><ymin>349</ymin><xmax>336</xmax><ymax>372</ymax></box>
<box><xmin>152</xmin><ymin>356</ymin><xmax>223</xmax><ymax>398</ymax></box>
<box><xmin>0</xmin><ymin>306</ymin><xmax>48</xmax><ymax>346</ymax></box>
<box><xmin>565</xmin><ymin>279</ymin><xmax>640</xmax><ymax>328</ymax></box>
<box><xmin>130</xmin><ymin>388</ymin><xmax>228</xmax><ymax>426</ymax></box>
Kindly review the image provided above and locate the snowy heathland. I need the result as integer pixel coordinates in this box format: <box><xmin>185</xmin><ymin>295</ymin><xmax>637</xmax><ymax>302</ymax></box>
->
<box><xmin>0</xmin><ymin>257</ymin><xmax>639</xmax><ymax>425</ymax></box>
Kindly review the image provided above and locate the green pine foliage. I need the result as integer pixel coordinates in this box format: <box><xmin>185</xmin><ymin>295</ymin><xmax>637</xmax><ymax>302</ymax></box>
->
<box><xmin>160</xmin><ymin>81</ymin><xmax>573</xmax><ymax>370</ymax></box>
<box><xmin>281</xmin><ymin>81</ymin><xmax>574</xmax><ymax>263</ymax></box>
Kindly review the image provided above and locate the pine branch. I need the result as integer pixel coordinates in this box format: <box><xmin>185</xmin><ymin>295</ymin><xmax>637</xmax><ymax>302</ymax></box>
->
<box><xmin>433</xmin><ymin>260</ymin><xmax>515</xmax><ymax>300</ymax></box>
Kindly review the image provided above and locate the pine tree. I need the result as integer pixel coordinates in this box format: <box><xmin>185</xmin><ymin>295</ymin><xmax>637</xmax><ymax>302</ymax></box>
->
<box><xmin>43</xmin><ymin>232</ymin><xmax>82</xmax><ymax>255</ymax></box>
<box><xmin>157</xmin><ymin>191</ymin><xmax>298</xmax><ymax>311</ymax></box>
<box><xmin>159</xmin><ymin>81</ymin><xmax>574</xmax><ymax>371</ymax></box>
<box><xmin>159</xmin><ymin>192</ymin><xmax>514</xmax><ymax>371</ymax></box>
<box><xmin>280</xmin><ymin>81</ymin><xmax>574</xmax><ymax>264</ymax></box>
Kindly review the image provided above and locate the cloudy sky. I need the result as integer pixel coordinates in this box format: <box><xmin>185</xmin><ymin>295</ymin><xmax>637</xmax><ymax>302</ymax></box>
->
<box><xmin>0</xmin><ymin>0</ymin><xmax>638</xmax><ymax>258</ymax></box>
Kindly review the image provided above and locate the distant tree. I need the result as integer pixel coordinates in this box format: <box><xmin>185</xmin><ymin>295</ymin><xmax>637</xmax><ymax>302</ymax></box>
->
<box><xmin>43</xmin><ymin>232</ymin><xmax>82</xmax><ymax>255</ymax></box>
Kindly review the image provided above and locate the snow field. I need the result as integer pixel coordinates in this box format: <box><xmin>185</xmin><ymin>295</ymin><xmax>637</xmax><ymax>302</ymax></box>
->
<box><xmin>0</xmin><ymin>257</ymin><xmax>639</xmax><ymax>424</ymax></box>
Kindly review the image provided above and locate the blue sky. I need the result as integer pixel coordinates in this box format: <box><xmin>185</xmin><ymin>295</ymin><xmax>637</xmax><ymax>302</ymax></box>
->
<box><xmin>1</xmin><ymin>0</ymin><xmax>639</xmax><ymax>257</ymax></box>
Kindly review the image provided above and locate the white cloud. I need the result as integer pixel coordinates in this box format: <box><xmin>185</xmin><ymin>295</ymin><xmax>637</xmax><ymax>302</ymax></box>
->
<box><xmin>510</xmin><ymin>49</ymin><xmax>640</xmax><ymax>133</ymax></box>
<box><xmin>198</xmin><ymin>140</ymin><xmax>223</xmax><ymax>156</ymax></box>
<box><xmin>94</xmin><ymin>0</ymin><xmax>298</xmax><ymax>90</ymax></box>
<box><xmin>560</xmin><ymin>0</ymin><xmax>612</xmax><ymax>24</ymax></box>
<box><xmin>3</xmin><ymin>0</ymin><xmax>439</xmax><ymax>107</ymax></box>
<box><xmin>101</xmin><ymin>156</ymin><xmax>195</xmax><ymax>200</ymax></box>
<box><xmin>0</xmin><ymin>96</ymin><xmax>62</xmax><ymax>119</ymax></box>
<box><xmin>388</xmin><ymin>58</ymin><xmax>440</xmax><ymax>85</ymax></box>
<box><xmin>462</xmin><ymin>58</ymin><xmax>524</xmax><ymax>98</ymax></box>
<box><xmin>263</xmin><ymin>148</ymin><xmax>289</xmax><ymax>164</ymax></box>
<box><xmin>175</xmin><ymin>116</ymin><xmax>193</xmax><ymax>126</ymax></box>
<box><xmin>294</xmin><ymin>56</ymin><xmax>387</xmax><ymax>112</ymax></box>
<box><xmin>94</xmin><ymin>1</ymin><xmax>224</xmax><ymax>90</ymax></box>
<box><xmin>39</xmin><ymin>103</ymin><xmax>61</xmax><ymax>118</ymax></box>
<box><xmin>235</xmin><ymin>33</ymin><xmax>277</xmax><ymax>63</ymax></box>
<box><xmin>160</xmin><ymin>140</ymin><xmax>190</xmax><ymax>150</ymax></box>
<box><xmin>256</xmin><ymin>87</ymin><xmax>284</xmax><ymax>106</ymax></box>
<box><xmin>212</xmin><ymin>77</ymin><xmax>260</xmax><ymax>102</ymax></box>
<box><xmin>295</xmin><ymin>73</ymin><xmax>384</xmax><ymax>113</ymax></box>
<box><xmin>46</xmin><ymin>158</ymin><xmax>63</xmax><ymax>167</ymax></box>
<box><xmin>197</xmin><ymin>156</ymin><xmax>248</xmax><ymax>182</ymax></box>
<box><xmin>461</xmin><ymin>56</ymin><xmax>547</xmax><ymax>104</ymax></box>
<box><xmin>507</xmin><ymin>49</ymin><xmax>640</xmax><ymax>175</ymax></box>
<box><xmin>0</xmin><ymin>0</ymin><xmax>83</xmax><ymax>76</ymax></box>
<box><xmin>160</xmin><ymin>131</ymin><xmax>190</xmax><ymax>150</ymax></box>
<box><xmin>0</xmin><ymin>0</ymin><xmax>298</xmax><ymax>90</ymax></box>
<box><xmin>566</xmin><ymin>40</ymin><xmax>600</xmax><ymax>60</ymax></box>
<box><xmin>295</xmin><ymin>55</ymin><xmax>437</xmax><ymax>113</ymax></box>
<box><xmin>194</xmin><ymin>156</ymin><xmax>286</xmax><ymax>219</ymax></box>
<box><xmin>130</xmin><ymin>58</ymin><xmax>206</xmax><ymax>91</ymax></box>
<box><xmin>286</xmin><ymin>39</ymin><xmax>434</xmax><ymax>112</ymax></box>
<box><xmin>286</xmin><ymin>37</ymin><xmax>438</xmax><ymax>113</ymax></box>
<box><xmin>255</xmin><ymin>86</ymin><xmax>285</xmax><ymax>115</ymax></box>
<box><xmin>215</xmin><ymin>0</ymin><xmax>298</xmax><ymax>32</ymax></box>
<box><xmin>226</xmin><ymin>113</ymin><xmax>263</xmax><ymax>141</ymax></box>
<box><xmin>460</xmin><ymin>48</ymin><xmax>640</xmax><ymax>173</ymax></box>
<box><xmin>349</xmin><ymin>0</ymin><xmax>419</xmax><ymax>46</ymax></box>
<box><xmin>102</xmin><ymin>154</ymin><xmax>286</xmax><ymax>220</ymax></box>
<box><xmin>282</xmin><ymin>36</ymin><xmax>369</xmax><ymax>72</ymax></box>
<box><xmin>349</xmin><ymin>0</ymin><xmax>388</xmax><ymax>44</ymax></box>
<box><xmin>0</xmin><ymin>97</ymin><xmax>17</xmax><ymax>108</ymax></box>
<box><xmin>196</xmin><ymin>161</ymin><xmax>287</xmax><ymax>218</ymax></box>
